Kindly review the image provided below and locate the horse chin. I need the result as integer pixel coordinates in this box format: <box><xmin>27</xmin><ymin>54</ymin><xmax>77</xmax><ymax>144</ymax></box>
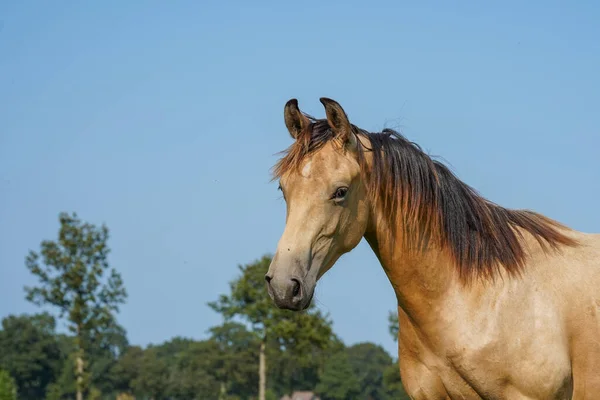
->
<box><xmin>301</xmin><ymin>289</ymin><xmax>315</xmax><ymax>310</ymax></box>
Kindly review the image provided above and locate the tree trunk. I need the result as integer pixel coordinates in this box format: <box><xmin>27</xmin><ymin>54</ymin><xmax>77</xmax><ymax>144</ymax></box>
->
<box><xmin>219</xmin><ymin>381</ymin><xmax>226</xmax><ymax>400</ymax></box>
<box><xmin>75</xmin><ymin>325</ymin><xmax>84</xmax><ymax>400</ymax></box>
<box><xmin>259</xmin><ymin>337</ymin><xmax>266</xmax><ymax>400</ymax></box>
<box><xmin>76</xmin><ymin>353</ymin><xmax>84</xmax><ymax>400</ymax></box>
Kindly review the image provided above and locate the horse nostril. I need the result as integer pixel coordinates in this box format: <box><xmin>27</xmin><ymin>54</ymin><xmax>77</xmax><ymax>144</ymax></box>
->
<box><xmin>291</xmin><ymin>278</ymin><xmax>301</xmax><ymax>298</ymax></box>
<box><xmin>264</xmin><ymin>274</ymin><xmax>272</xmax><ymax>284</ymax></box>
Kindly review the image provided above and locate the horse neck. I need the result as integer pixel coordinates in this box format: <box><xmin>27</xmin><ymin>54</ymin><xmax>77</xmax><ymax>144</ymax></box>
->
<box><xmin>363</xmin><ymin>207</ymin><xmax>459</xmax><ymax>327</ymax></box>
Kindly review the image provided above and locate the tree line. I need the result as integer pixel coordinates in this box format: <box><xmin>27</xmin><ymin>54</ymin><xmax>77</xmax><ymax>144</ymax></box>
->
<box><xmin>0</xmin><ymin>212</ymin><xmax>409</xmax><ymax>399</ymax></box>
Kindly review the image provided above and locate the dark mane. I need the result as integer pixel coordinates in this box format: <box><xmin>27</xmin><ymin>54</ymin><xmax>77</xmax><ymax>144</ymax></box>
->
<box><xmin>272</xmin><ymin>116</ymin><xmax>579</xmax><ymax>282</ymax></box>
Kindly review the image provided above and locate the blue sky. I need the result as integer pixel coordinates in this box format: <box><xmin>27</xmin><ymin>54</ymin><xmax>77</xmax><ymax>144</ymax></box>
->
<box><xmin>1</xmin><ymin>0</ymin><xmax>599</xmax><ymax>357</ymax></box>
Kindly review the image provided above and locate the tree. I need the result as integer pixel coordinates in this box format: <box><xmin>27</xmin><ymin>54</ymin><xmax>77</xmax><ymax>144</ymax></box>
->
<box><xmin>266</xmin><ymin>313</ymin><xmax>344</xmax><ymax>396</ymax></box>
<box><xmin>167</xmin><ymin>340</ymin><xmax>221</xmax><ymax>399</ymax></box>
<box><xmin>24</xmin><ymin>212</ymin><xmax>127</xmax><ymax>400</ymax></box>
<box><xmin>131</xmin><ymin>346</ymin><xmax>170</xmax><ymax>399</ymax></box>
<box><xmin>382</xmin><ymin>362</ymin><xmax>411</xmax><ymax>400</ymax></box>
<box><xmin>346</xmin><ymin>343</ymin><xmax>395</xmax><ymax>400</ymax></box>
<box><xmin>208</xmin><ymin>255</ymin><xmax>338</xmax><ymax>400</ymax></box>
<box><xmin>388</xmin><ymin>311</ymin><xmax>398</xmax><ymax>342</ymax></box>
<box><xmin>111</xmin><ymin>345</ymin><xmax>144</xmax><ymax>395</ymax></box>
<box><xmin>0</xmin><ymin>370</ymin><xmax>17</xmax><ymax>400</ymax></box>
<box><xmin>208</xmin><ymin>322</ymin><xmax>259</xmax><ymax>398</ymax></box>
<box><xmin>44</xmin><ymin>333</ymin><xmax>78</xmax><ymax>400</ymax></box>
<box><xmin>86</xmin><ymin>316</ymin><xmax>129</xmax><ymax>396</ymax></box>
<box><xmin>0</xmin><ymin>313</ymin><xmax>63</xmax><ymax>400</ymax></box>
<box><xmin>315</xmin><ymin>351</ymin><xmax>360</xmax><ymax>400</ymax></box>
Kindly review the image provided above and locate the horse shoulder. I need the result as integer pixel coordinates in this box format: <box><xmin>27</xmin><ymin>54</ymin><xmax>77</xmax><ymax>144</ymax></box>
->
<box><xmin>557</xmin><ymin>232</ymin><xmax>600</xmax><ymax>397</ymax></box>
<box><xmin>397</xmin><ymin>308</ymin><xmax>483</xmax><ymax>399</ymax></box>
<box><xmin>440</xmin><ymin>271</ymin><xmax>573</xmax><ymax>398</ymax></box>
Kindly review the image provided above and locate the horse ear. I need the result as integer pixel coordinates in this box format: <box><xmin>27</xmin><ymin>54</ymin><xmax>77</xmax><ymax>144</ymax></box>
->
<box><xmin>284</xmin><ymin>99</ymin><xmax>309</xmax><ymax>139</ymax></box>
<box><xmin>320</xmin><ymin>97</ymin><xmax>357</xmax><ymax>151</ymax></box>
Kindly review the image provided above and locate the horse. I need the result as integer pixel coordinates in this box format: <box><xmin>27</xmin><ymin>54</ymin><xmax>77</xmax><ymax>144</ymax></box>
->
<box><xmin>264</xmin><ymin>97</ymin><xmax>600</xmax><ymax>399</ymax></box>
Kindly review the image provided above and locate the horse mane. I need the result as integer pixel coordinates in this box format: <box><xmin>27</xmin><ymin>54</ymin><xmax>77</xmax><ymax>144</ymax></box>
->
<box><xmin>272</xmin><ymin>115</ymin><xmax>579</xmax><ymax>282</ymax></box>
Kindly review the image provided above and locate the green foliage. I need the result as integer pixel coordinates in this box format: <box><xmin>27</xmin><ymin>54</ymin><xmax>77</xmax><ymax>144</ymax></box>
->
<box><xmin>6</xmin><ymin>241</ymin><xmax>410</xmax><ymax>399</ymax></box>
<box><xmin>86</xmin><ymin>318</ymin><xmax>129</xmax><ymax>396</ymax></box>
<box><xmin>388</xmin><ymin>310</ymin><xmax>399</xmax><ymax>341</ymax></box>
<box><xmin>0</xmin><ymin>370</ymin><xmax>17</xmax><ymax>400</ymax></box>
<box><xmin>24</xmin><ymin>212</ymin><xmax>127</xmax><ymax>331</ymax></box>
<box><xmin>267</xmin><ymin>334</ymin><xmax>343</xmax><ymax>397</ymax></box>
<box><xmin>208</xmin><ymin>322</ymin><xmax>259</xmax><ymax>397</ymax></box>
<box><xmin>88</xmin><ymin>386</ymin><xmax>102</xmax><ymax>400</ymax></box>
<box><xmin>24</xmin><ymin>212</ymin><xmax>127</xmax><ymax>398</ymax></box>
<box><xmin>42</xmin><ymin>335</ymin><xmax>77</xmax><ymax>399</ymax></box>
<box><xmin>0</xmin><ymin>313</ymin><xmax>63</xmax><ymax>400</ymax></box>
<box><xmin>44</xmin><ymin>382</ymin><xmax>61</xmax><ymax>400</ymax></box>
<box><xmin>382</xmin><ymin>362</ymin><xmax>411</xmax><ymax>400</ymax></box>
<box><xmin>315</xmin><ymin>351</ymin><xmax>360</xmax><ymax>400</ymax></box>
<box><xmin>168</xmin><ymin>340</ymin><xmax>222</xmax><ymax>398</ymax></box>
<box><xmin>346</xmin><ymin>342</ymin><xmax>394</xmax><ymax>400</ymax></box>
<box><xmin>265</xmin><ymin>389</ymin><xmax>278</xmax><ymax>400</ymax></box>
<box><xmin>111</xmin><ymin>345</ymin><xmax>143</xmax><ymax>394</ymax></box>
<box><xmin>130</xmin><ymin>346</ymin><xmax>169</xmax><ymax>399</ymax></box>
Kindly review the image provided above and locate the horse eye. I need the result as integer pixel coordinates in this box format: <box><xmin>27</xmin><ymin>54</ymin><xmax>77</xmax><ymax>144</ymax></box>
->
<box><xmin>332</xmin><ymin>187</ymin><xmax>348</xmax><ymax>200</ymax></box>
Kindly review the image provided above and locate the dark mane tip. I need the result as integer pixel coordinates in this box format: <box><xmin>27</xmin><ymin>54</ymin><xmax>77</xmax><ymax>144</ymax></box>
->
<box><xmin>272</xmin><ymin>121</ymin><xmax>579</xmax><ymax>282</ymax></box>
